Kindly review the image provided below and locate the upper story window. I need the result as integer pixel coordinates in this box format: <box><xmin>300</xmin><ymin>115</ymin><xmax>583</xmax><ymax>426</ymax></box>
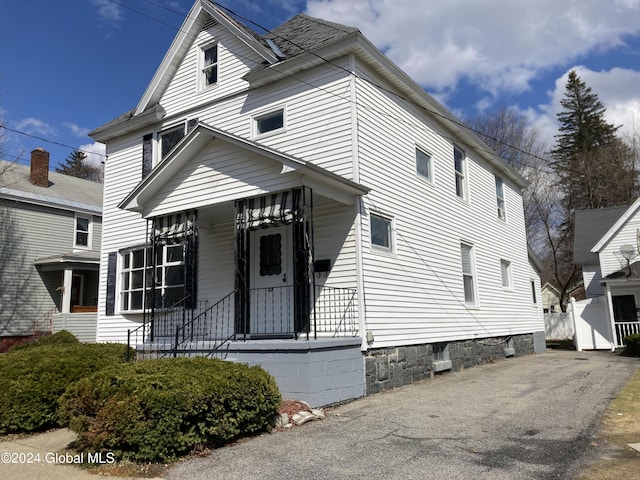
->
<box><xmin>370</xmin><ymin>213</ymin><xmax>393</xmax><ymax>252</ymax></box>
<box><xmin>160</xmin><ymin>124</ymin><xmax>186</xmax><ymax>159</ymax></box>
<box><xmin>531</xmin><ymin>280</ymin><xmax>538</xmax><ymax>304</ymax></box>
<box><xmin>74</xmin><ymin>215</ymin><xmax>91</xmax><ymax>248</ymax></box>
<box><xmin>201</xmin><ymin>44</ymin><xmax>218</xmax><ymax>89</ymax></box>
<box><xmin>254</xmin><ymin>108</ymin><xmax>285</xmax><ymax>136</ymax></box>
<box><xmin>416</xmin><ymin>147</ymin><xmax>432</xmax><ymax>183</ymax></box>
<box><xmin>495</xmin><ymin>175</ymin><xmax>506</xmax><ymax>220</ymax></box>
<box><xmin>454</xmin><ymin>145</ymin><xmax>466</xmax><ymax>199</ymax></box>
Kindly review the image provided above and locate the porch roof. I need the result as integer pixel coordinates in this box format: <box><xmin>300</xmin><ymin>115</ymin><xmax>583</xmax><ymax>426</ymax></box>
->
<box><xmin>118</xmin><ymin>123</ymin><xmax>370</xmax><ymax>213</ymax></box>
<box><xmin>34</xmin><ymin>250</ymin><xmax>100</xmax><ymax>271</ymax></box>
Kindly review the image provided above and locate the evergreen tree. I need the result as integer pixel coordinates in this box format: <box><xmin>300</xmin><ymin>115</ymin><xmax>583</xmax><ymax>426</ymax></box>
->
<box><xmin>550</xmin><ymin>70</ymin><xmax>636</xmax><ymax>215</ymax></box>
<box><xmin>56</xmin><ymin>149</ymin><xmax>100</xmax><ymax>181</ymax></box>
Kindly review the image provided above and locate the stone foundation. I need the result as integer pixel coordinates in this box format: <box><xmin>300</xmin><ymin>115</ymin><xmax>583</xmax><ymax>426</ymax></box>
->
<box><xmin>365</xmin><ymin>333</ymin><xmax>535</xmax><ymax>394</ymax></box>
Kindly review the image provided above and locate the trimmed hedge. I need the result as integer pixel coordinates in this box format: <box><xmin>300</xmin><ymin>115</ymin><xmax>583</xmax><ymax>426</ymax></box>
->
<box><xmin>59</xmin><ymin>357</ymin><xmax>281</xmax><ymax>463</ymax></box>
<box><xmin>624</xmin><ymin>333</ymin><xmax>640</xmax><ymax>356</ymax></box>
<box><xmin>0</xmin><ymin>340</ymin><xmax>131</xmax><ymax>434</ymax></box>
<box><xmin>9</xmin><ymin>330</ymin><xmax>79</xmax><ymax>352</ymax></box>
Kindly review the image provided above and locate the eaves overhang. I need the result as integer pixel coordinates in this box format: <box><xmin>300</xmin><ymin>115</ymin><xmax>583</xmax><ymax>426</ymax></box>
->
<box><xmin>118</xmin><ymin>123</ymin><xmax>370</xmax><ymax>213</ymax></box>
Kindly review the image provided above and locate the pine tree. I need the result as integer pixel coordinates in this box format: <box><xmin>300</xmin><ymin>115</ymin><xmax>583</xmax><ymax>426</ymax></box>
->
<box><xmin>56</xmin><ymin>149</ymin><xmax>100</xmax><ymax>181</ymax></box>
<box><xmin>550</xmin><ymin>70</ymin><xmax>636</xmax><ymax>215</ymax></box>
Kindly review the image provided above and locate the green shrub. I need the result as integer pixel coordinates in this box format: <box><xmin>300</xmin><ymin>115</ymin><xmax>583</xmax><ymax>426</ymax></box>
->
<box><xmin>0</xmin><ymin>342</ymin><xmax>131</xmax><ymax>434</ymax></box>
<box><xmin>9</xmin><ymin>330</ymin><xmax>80</xmax><ymax>352</ymax></box>
<box><xmin>624</xmin><ymin>333</ymin><xmax>640</xmax><ymax>356</ymax></box>
<box><xmin>59</xmin><ymin>357</ymin><xmax>281</xmax><ymax>463</ymax></box>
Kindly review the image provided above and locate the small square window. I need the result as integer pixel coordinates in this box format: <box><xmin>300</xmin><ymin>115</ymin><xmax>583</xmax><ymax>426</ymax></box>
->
<box><xmin>371</xmin><ymin>213</ymin><xmax>393</xmax><ymax>251</ymax></box>
<box><xmin>75</xmin><ymin>216</ymin><xmax>90</xmax><ymax>247</ymax></box>
<box><xmin>416</xmin><ymin>148</ymin><xmax>432</xmax><ymax>182</ymax></box>
<box><xmin>255</xmin><ymin>109</ymin><xmax>285</xmax><ymax>135</ymax></box>
<box><xmin>501</xmin><ymin>259</ymin><xmax>512</xmax><ymax>289</ymax></box>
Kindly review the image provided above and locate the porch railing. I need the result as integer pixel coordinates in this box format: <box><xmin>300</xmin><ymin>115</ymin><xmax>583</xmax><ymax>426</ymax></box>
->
<box><xmin>128</xmin><ymin>285</ymin><xmax>359</xmax><ymax>359</ymax></box>
<box><xmin>172</xmin><ymin>291</ymin><xmax>235</xmax><ymax>357</ymax></box>
<box><xmin>314</xmin><ymin>285</ymin><xmax>358</xmax><ymax>337</ymax></box>
<box><xmin>615</xmin><ymin>321</ymin><xmax>640</xmax><ymax>347</ymax></box>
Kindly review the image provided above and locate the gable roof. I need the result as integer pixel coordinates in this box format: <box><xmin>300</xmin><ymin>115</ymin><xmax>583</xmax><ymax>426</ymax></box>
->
<box><xmin>91</xmin><ymin>0</ymin><xmax>526</xmax><ymax>189</ymax></box>
<box><xmin>573</xmin><ymin>205</ymin><xmax>628</xmax><ymax>265</ymax></box>
<box><xmin>0</xmin><ymin>160</ymin><xmax>102</xmax><ymax>215</ymax></box>
<box><xmin>590</xmin><ymin>196</ymin><xmax>640</xmax><ymax>255</ymax></box>
<box><xmin>118</xmin><ymin>123</ymin><xmax>370</xmax><ymax>213</ymax></box>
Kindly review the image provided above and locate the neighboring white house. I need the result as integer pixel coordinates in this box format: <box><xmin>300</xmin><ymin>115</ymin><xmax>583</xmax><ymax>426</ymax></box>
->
<box><xmin>573</xmin><ymin>200</ymin><xmax>640</xmax><ymax>348</ymax></box>
<box><xmin>90</xmin><ymin>0</ymin><xmax>544</xmax><ymax>406</ymax></box>
<box><xmin>0</xmin><ymin>149</ymin><xmax>102</xmax><ymax>350</ymax></box>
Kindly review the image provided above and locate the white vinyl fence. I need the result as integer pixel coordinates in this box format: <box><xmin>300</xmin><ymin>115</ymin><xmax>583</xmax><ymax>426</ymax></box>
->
<box><xmin>544</xmin><ymin>312</ymin><xmax>574</xmax><ymax>340</ymax></box>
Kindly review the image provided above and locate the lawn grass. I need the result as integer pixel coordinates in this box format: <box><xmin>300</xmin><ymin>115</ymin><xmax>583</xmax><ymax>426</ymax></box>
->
<box><xmin>573</xmin><ymin>368</ymin><xmax>640</xmax><ymax>480</ymax></box>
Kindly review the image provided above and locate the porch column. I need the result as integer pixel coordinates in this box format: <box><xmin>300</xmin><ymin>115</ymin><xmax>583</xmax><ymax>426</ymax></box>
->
<box><xmin>62</xmin><ymin>268</ymin><xmax>73</xmax><ymax>314</ymax></box>
<box><xmin>604</xmin><ymin>284</ymin><xmax>617</xmax><ymax>351</ymax></box>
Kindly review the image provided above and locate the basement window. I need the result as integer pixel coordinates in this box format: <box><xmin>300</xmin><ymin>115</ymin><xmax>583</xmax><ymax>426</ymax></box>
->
<box><xmin>433</xmin><ymin>343</ymin><xmax>452</xmax><ymax>372</ymax></box>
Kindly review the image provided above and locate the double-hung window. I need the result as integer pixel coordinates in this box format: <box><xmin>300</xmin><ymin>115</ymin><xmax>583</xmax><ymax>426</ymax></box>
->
<box><xmin>416</xmin><ymin>147</ymin><xmax>433</xmax><ymax>183</ymax></box>
<box><xmin>454</xmin><ymin>146</ymin><xmax>466</xmax><ymax>199</ymax></box>
<box><xmin>201</xmin><ymin>44</ymin><xmax>218</xmax><ymax>88</ymax></box>
<box><xmin>74</xmin><ymin>215</ymin><xmax>90</xmax><ymax>248</ymax></box>
<box><xmin>154</xmin><ymin>243</ymin><xmax>186</xmax><ymax>307</ymax></box>
<box><xmin>460</xmin><ymin>242</ymin><xmax>477</xmax><ymax>305</ymax></box>
<box><xmin>495</xmin><ymin>175</ymin><xmax>506</xmax><ymax>220</ymax></box>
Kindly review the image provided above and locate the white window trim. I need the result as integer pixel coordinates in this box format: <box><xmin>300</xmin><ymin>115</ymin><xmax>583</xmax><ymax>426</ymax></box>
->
<box><xmin>501</xmin><ymin>259</ymin><xmax>513</xmax><ymax>290</ymax></box>
<box><xmin>415</xmin><ymin>146</ymin><xmax>434</xmax><ymax>184</ymax></box>
<box><xmin>461</xmin><ymin>241</ymin><xmax>479</xmax><ymax>307</ymax></box>
<box><xmin>198</xmin><ymin>42</ymin><xmax>219</xmax><ymax>92</ymax></box>
<box><xmin>370</xmin><ymin>212</ymin><xmax>395</xmax><ymax>254</ymax></box>
<box><xmin>454</xmin><ymin>145</ymin><xmax>468</xmax><ymax>201</ymax></box>
<box><xmin>252</xmin><ymin>107</ymin><xmax>286</xmax><ymax>138</ymax></box>
<box><xmin>119</xmin><ymin>246</ymin><xmax>150</xmax><ymax>314</ymax></box>
<box><xmin>73</xmin><ymin>214</ymin><xmax>92</xmax><ymax>250</ymax></box>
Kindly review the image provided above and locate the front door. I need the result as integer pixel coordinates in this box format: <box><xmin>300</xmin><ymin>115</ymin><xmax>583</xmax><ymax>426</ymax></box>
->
<box><xmin>250</xmin><ymin>226</ymin><xmax>293</xmax><ymax>336</ymax></box>
<box><xmin>71</xmin><ymin>274</ymin><xmax>84</xmax><ymax>312</ymax></box>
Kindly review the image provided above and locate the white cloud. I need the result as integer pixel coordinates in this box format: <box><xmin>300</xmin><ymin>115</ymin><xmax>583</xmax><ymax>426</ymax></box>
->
<box><xmin>14</xmin><ymin>118</ymin><xmax>56</xmax><ymax>136</ymax></box>
<box><xmin>91</xmin><ymin>0</ymin><xmax>123</xmax><ymax>23</ymax></box>
<box><xmin>304</xmin><ymin>0</ymin><xmax>640</xmax><ymax>96</ymax></box>
<box><xmin>64</xmin><ymin>122</ymin><xmax>91</xmax><ymax>138</ymax></box>
<box><xmin>78</xmin><ymin>142</ymin><xmax>106</xmax><ymax>168</ymax></box>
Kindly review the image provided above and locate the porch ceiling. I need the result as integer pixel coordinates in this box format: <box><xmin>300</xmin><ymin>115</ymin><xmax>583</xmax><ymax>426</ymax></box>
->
<box><xmin>119</xmin><ymin>123</ymin><xmax>370</xmax><ymax>215</ymax></box>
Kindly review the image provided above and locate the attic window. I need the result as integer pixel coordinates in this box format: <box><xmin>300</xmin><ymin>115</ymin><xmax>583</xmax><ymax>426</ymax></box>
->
<box><xmin>201</xmin><ymin>44</ymin><xmax>218</xmax><ymax>88</ymax></box>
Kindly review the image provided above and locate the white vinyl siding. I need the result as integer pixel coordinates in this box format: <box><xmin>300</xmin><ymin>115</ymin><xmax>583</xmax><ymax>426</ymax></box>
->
<box><xmin>597</xmin><ymin>208</ymin><xmax>640</xmax><ymax>278</ymax></box>
<box><xmin>354</xmin><ymin>58</ymin><xmax>541</xmax><ymax>348</ymax></box>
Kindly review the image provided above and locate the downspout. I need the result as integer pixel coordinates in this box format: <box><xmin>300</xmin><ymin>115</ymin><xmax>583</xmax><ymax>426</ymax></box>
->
<box><xmin>349</xmin><ymin>53</ymin><xmax>367</xmax><ymax>351</ymax></box>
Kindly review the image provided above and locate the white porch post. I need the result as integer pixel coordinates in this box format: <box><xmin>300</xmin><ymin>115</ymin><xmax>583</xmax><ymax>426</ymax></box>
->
<box><xmin>604</xmin><ymin>284</ymin><xmax>617</xmax><ymax>351</ymax></box>
<box><xmin>62</xmin><ymin>268</ymin><xmax>73</xmax><ymax>314</ymax></box>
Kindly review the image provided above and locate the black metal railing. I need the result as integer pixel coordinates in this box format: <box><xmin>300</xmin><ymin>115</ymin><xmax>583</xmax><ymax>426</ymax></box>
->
<box><xmin>313</xmin><ymin>285</ymin><xmax>358</xmax><ymax>337</ymax></box>
<box><xmin>172</xmin><ymin>291</ymin><xmax>235</xmax><ymax>358</ymax></box>
<box><xmin>128</xmin><ymin>285</ymin><xmax>359</xmax><ymax>360</ymax></box>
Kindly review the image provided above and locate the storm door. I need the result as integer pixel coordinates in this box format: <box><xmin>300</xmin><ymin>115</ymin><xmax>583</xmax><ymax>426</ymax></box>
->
<box><xmin>250</xmin><ymin>226</ymin><xmax>294</xmax><ymax>336</ymax></box>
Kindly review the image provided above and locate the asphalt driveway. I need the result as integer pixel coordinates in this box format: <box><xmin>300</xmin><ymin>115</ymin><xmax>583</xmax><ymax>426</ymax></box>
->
<box><xmin>167</xmin><ymin>349</ymin><xmax>639</xmax><ymax>480</ymax></box>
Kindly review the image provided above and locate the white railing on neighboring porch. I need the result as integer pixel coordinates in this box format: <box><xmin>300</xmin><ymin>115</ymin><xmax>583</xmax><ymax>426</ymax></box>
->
<box><xmin>615</xmin><ymin>322</ymin><xmax>640</xmax><ymax>347</ymax></box>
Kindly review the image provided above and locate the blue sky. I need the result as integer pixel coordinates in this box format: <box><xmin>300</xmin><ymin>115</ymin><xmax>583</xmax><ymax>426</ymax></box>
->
<box><xmin>3</xmin><ymin>0</ymin><xmax>640</xmax><ymax>172</ymax></box>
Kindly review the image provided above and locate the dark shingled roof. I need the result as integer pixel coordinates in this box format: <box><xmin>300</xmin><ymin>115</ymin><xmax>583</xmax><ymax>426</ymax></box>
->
<box><xmin>573</xmin><ymin>206</ymin><xmax>628</xmax><ymax>265</ymax></box>
<box><xmin>264</xmin><ymin>14</ymin><xmax>359</xmax><ymax>58</ymax></box>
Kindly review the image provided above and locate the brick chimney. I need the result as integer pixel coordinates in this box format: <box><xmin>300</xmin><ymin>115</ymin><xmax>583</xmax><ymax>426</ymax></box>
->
<box><xmin>30</xmin><ymin>148</ymin><xmax>50</xmax><ymax>187</ymax></box>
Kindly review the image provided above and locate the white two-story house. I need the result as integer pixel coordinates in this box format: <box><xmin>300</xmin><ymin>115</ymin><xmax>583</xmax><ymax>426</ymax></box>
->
<box><xmin>90</xmin><ymin>0</ymin><xmax>544</xmax><ymax>406</ymax></box>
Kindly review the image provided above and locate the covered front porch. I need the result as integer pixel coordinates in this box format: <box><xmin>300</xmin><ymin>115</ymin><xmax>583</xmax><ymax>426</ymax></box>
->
<box><xmin>603</xmin><ymin>261</ymin><xmax>640</xmax><ymax>348</ymax></box>
<box><xmin>35</xmin><ymin>251</ymin><xmax>99</xmax><ymax>342</ymax></box>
